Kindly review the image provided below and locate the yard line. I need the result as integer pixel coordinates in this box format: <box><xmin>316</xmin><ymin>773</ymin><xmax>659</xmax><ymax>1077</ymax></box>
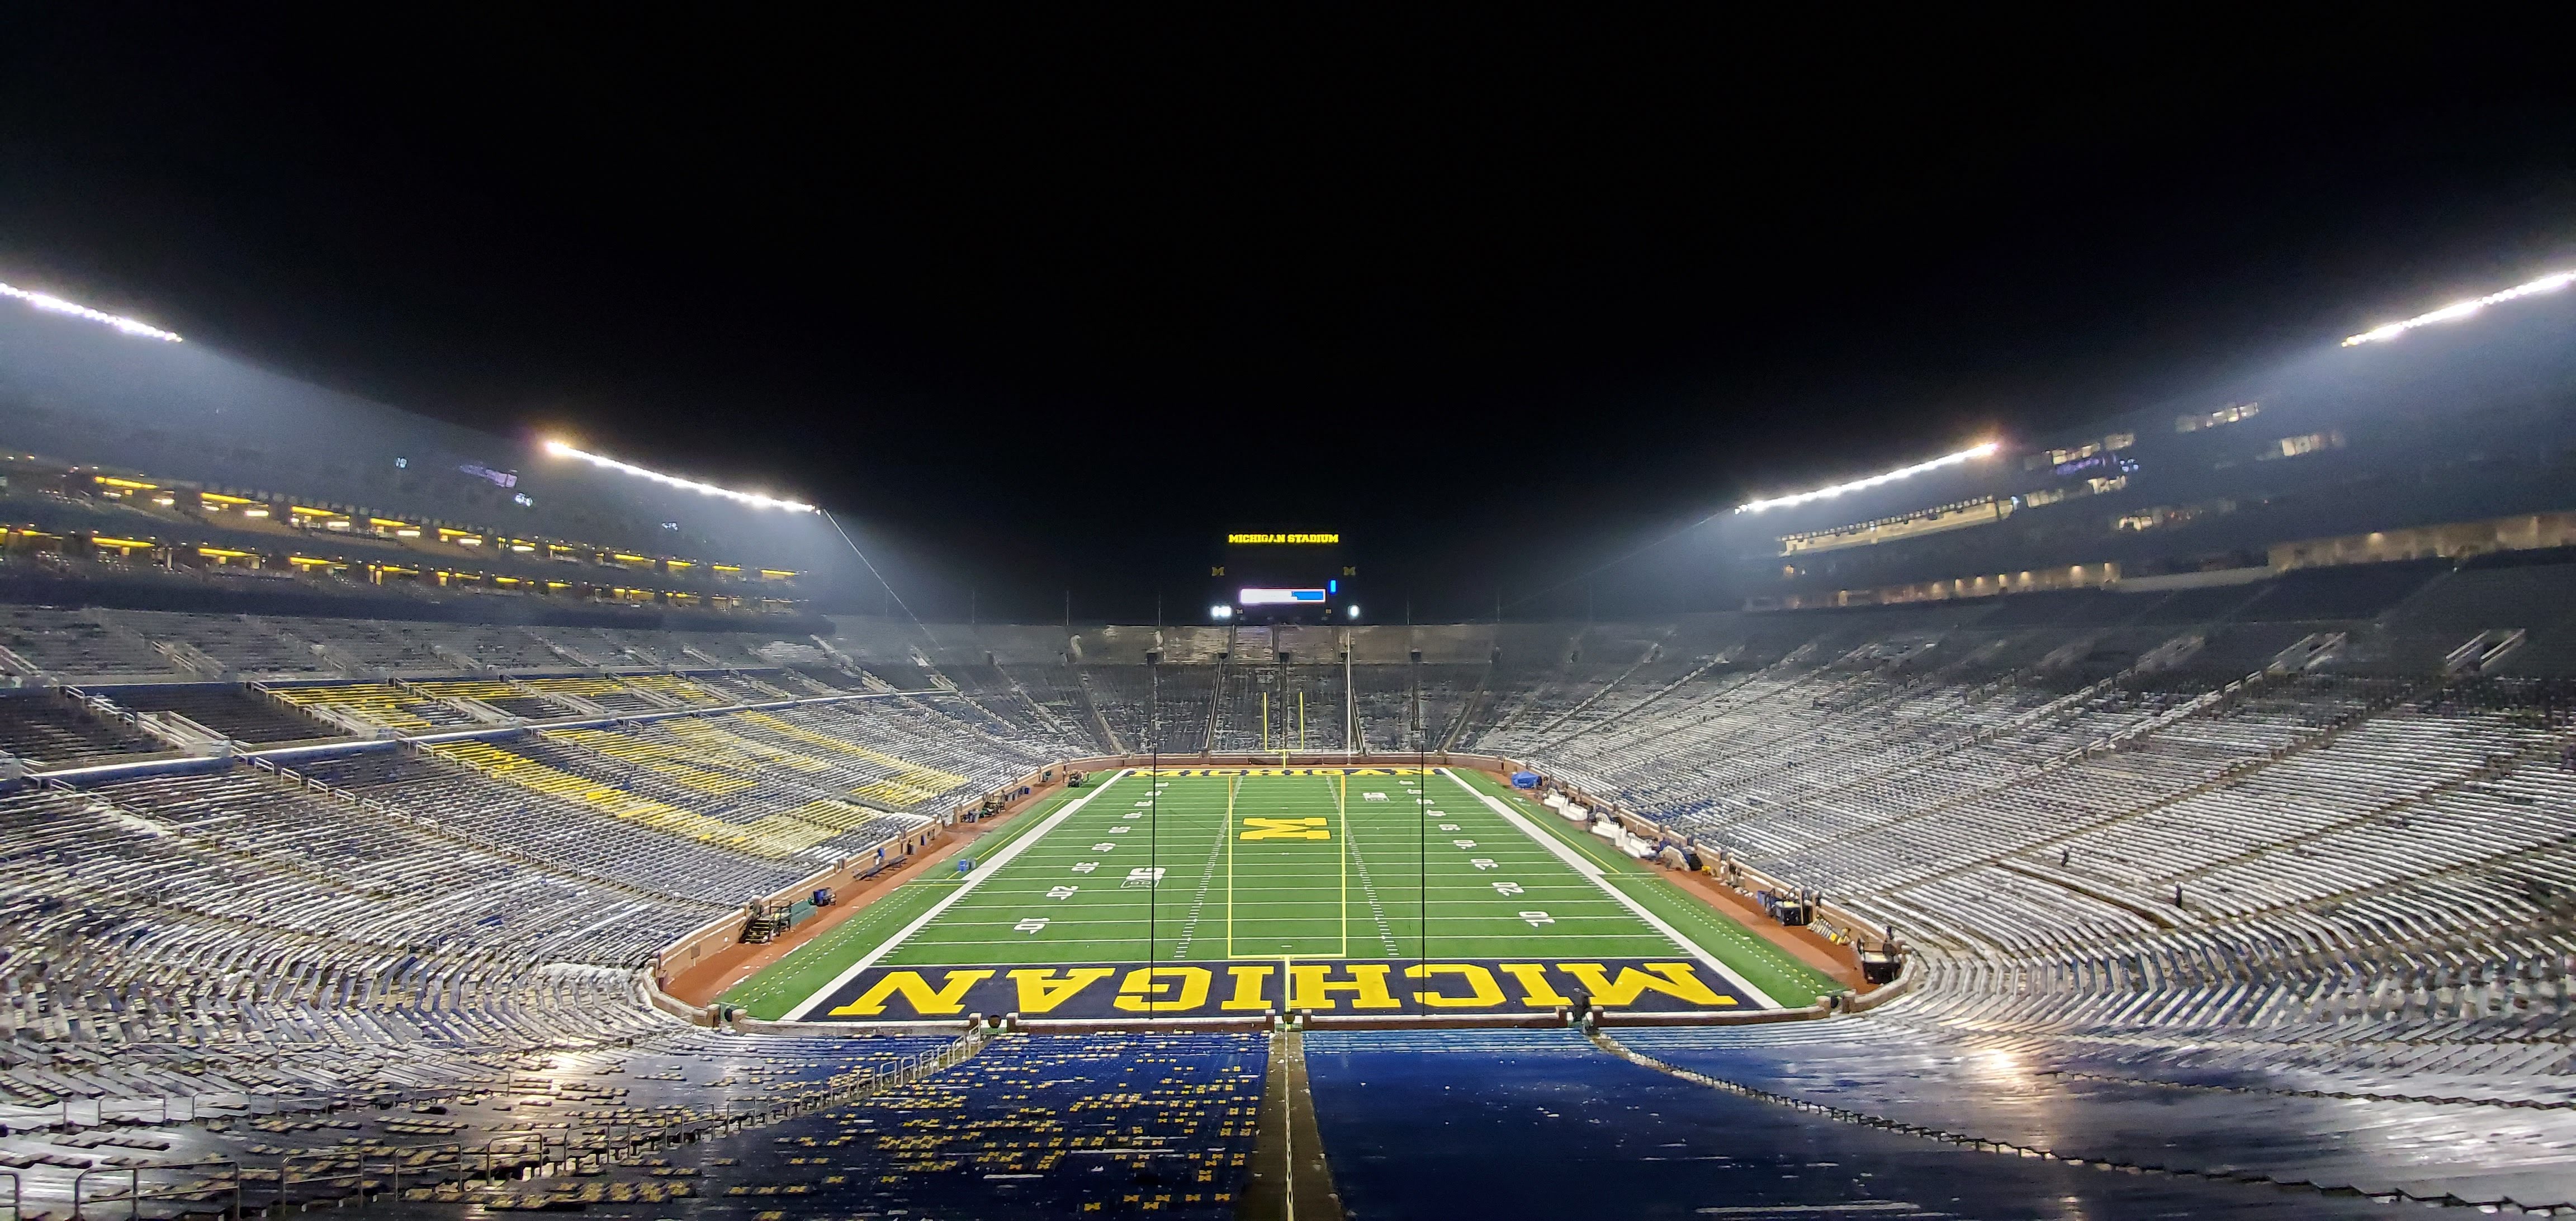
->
<box><xmin>1336</xmin><ymin>772</ymin><xmax>1353</xmax><ymax>955</ymax></box>
<box><xmin>1167</xmin><ymin>808</ymin><xmax>1232</xmax><ymax>959</ymax></box>
<box><xmin>779</xmin><ymin>770</ymin><xmax>1133</xmax><ymax>1021</ymax></box>
<box><xmin>1442</xmin><ymin>768</ymin><xmax>1781</xmax><ymax>1009</ymax></box>
<box><xmin>910</xmin><ymin>930</ymin><xmax>1675</xmax><ymax>950</ymax></box>
<box><xmin>1224</xmin><ymin>774</ymin><xmax>1238</xmax><ymax>957</ymax></box>
<box><xmin>1334</xmin><ymin>772</ymin><xmax>1405</xmax><ymax>955</ymax></box>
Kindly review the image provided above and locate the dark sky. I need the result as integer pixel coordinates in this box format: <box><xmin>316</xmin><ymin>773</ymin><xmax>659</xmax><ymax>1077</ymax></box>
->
<box><xmin>4</xmin><ymin>13</ymin><xmax>2573</xmax><ymax>621</ymax></box>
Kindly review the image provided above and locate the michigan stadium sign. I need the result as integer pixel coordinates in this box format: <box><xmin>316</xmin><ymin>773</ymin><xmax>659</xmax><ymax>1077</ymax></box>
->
<box><xmin>1227</xmin><ymin>532</ymin><xmax>1339</xmax><ymax>544</ymax></box>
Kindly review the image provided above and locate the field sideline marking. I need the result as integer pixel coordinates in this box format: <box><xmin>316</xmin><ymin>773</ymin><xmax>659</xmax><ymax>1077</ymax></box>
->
<box><xmin>1441</xmin><ymin>768</ymin><xmax>1782</xmax><ymax>1010</ymax></box>
<box><xmin>779</xmin><ymin>769</ymin><xmax>1133</xmax><ymax>1021</ymax></box>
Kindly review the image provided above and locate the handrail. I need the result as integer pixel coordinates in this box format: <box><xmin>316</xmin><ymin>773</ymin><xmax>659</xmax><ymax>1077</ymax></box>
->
<box><xmin>71</xmin><ymin>1157</ymin><xmax>239</xmax><ymax>1221</ymax></box>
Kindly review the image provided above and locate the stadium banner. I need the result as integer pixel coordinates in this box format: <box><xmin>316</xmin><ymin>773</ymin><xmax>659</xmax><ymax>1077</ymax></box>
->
<box><xmin>799</xmin><ymin>957</ymin><xmax>1760</xmax><ymax>1021</ymax></box>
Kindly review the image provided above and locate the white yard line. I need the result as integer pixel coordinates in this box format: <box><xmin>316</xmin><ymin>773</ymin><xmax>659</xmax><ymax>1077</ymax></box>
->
<box><xmin>1167</xmin><ymin>820</ymin><xmax>1233</xmax><ymax>960</ymax></box>
<box><xmin>780</xmin><ymin>770</ymin><xmax>1133</xmax><ymax>1021</ymax></box>
<box><xmin>1442</xmin><ymin>768</ymin><xmax>1782</xmax><ymax>1009</ymax></box>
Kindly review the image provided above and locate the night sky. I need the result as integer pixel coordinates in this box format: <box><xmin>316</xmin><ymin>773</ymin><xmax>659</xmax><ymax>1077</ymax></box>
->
<box><xmin>3</xmin><ymin>15</ymin><xmax>2573</xmax><ymax>621</ymax></box>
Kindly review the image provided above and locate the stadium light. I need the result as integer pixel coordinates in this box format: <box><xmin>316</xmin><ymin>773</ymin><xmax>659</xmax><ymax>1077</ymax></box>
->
<box><xmin>1347</xmin><ymin>605</ymin><xmax>1359</xmax><ymax>619</ymax></box>
<box><xmin>1733</xmin><ymin>442</ymin><xmax>1999</xmax><ymax>514</ymax></box>
<box><xmin>0</xmin><ymin>281</ymin><xmax>182</xmax><ymax>342</ymax></box>
<box><xmin>1211</xmin><ymin>604</ymin><xmax>1233</xmax><ymax>620</ymax></box>
<box><xmin>542</xmin><ymin>439</ymin><xmax>816</xmax><ymax>512</ymax></box>
<box><xmin>2342</xmin><ymin>269</ymin><xmax>2576</xmax><ymax>347</ymax></box>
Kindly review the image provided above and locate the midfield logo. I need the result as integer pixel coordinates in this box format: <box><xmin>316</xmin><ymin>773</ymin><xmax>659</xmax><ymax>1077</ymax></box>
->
<box><xmin>1239</xmin><ymin>817</ymin><xmax>1331</xmax><ymax>841</ymax></box>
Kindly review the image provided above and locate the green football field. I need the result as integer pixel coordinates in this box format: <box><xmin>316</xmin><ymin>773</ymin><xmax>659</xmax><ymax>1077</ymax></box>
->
<box><xmin>724</xmin><ymin>767</ymin><xmax>1839</xmax><ymax>1022</ymax></box>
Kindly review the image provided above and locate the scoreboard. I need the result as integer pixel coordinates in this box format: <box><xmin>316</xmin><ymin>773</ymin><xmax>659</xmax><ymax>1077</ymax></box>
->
<box><xmin>1214</xmin><ymin>531</ymin><xmax>1351</xmax><ymax>623</ymax></box>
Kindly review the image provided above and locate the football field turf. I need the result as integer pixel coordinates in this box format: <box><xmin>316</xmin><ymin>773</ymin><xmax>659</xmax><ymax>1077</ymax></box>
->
<box><xmin>722</xmin><ymin>768</ymin><xmax>1839</xmax><ymax>1023</ymax></box>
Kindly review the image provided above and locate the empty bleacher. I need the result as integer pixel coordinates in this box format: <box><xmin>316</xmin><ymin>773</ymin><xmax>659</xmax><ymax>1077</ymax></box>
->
<box><xmin>467</xmin><ymin>1031</ymin><xmax>1266</xmax><ymax>1218</ymax></box>
<box><xmin>100</xmin><ymin>683</ymin><xmax>335</xmax><ymax>744</ymax></box>
<box><xmin>290</xmin><ymin>748</ymin><xmax>813</xmax><ymax>900</ymax></box>
<box><xmin>0</xmin><ymin>691</ymin><xmax>164</xmax><ymax>767</ymax></box>
<box><xmin>0</xmin><ymin>606</ymin><xmax>182</xmax><ymax>679</ymax></box>
<box><xmin>3</xmin><ymin>591</ymin><xmax>2574</xmax><ymax>1214</ymax></box>
<box><xmin>107</xmin><ymin>609</ymin><xmax>344</xmax><ymax>678</ymax></box>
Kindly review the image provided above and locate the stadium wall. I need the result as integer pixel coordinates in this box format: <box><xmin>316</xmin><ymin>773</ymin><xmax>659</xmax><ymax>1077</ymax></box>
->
<box><xmin>826</xmin><ymin>618</ymin><xmax>1715</xmax><ymax>667</ymax></box>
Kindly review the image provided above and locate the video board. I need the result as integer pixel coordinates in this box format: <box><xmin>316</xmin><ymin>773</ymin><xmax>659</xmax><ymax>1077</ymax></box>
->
<box><xmin>1217</xmin><ymin>530</ymin><xmax>1348</xmax><ymax>622</ymax></box>
<box><xmin>1238</xmin><ymin>586</ymin><xmax>1329</xmax><ymax>606</ymax></box>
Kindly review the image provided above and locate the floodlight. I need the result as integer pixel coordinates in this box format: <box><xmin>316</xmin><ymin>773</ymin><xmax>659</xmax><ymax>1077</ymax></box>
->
<box><xmin>1734</xmin><ymin>442</ymin><xmax>1999</xmax><ymax>514</ymax></box>
<box><xmin>542</xmin><ymin>439</ymin><xmax>816</xmax><ymax>512</ymax></box>
<box><xmin>2341</xmin><ymin>270</ymin><xmax>2576</xmax><ymax>347</ymax></box>
<box><xmin>1347</xmin><ymin>605</ymin><xmax>1360</xmax><ymax>619</ymax></box>
<box><xmin>0</xmin><ymin>281</ymin><xmax>182</xmax><ymax>342</ymax></box>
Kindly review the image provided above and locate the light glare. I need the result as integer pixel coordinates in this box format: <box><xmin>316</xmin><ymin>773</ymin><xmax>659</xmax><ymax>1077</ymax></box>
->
<box><xmin>0</xmin><ymin>281</ymin><xmax>182</xmax><ymax>342</ymax></box>
<box><xmin>2342</xmin><ymin>270</ymin><xmax>2576</xmax><ymax>347</ymax></box>
<box><xmin>542</xmin><ymin>439</ymin><xmax>816</xmax><ymax>512</ymax></box>
<box><xmin>1734</xmin><ymin>442</ymin><xmax>1999</xmax><ymax>514</ymax></box>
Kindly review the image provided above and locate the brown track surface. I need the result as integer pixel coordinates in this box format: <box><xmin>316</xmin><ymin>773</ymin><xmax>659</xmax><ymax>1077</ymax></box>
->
<box><xmin>1466</xmin><ymin>768</ymin><xmax>1869</xmax><ymax>993</ymax></box>
<box><xmin>664</xmin><ymin>778</ymin><xmax>1069</xmax><ymax>1006</ymax></box>
<box><xmin>1670</xmin><ymin>868</ymin><xmax>1868</xmax><ymax>990</ymax></box>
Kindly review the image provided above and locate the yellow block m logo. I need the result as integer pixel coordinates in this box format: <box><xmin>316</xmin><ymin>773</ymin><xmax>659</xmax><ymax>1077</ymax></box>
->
<box><xmin>1240</xmin><ymin>817</ymin><xmax>1330</xmax><ymax>841</ymax></box>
